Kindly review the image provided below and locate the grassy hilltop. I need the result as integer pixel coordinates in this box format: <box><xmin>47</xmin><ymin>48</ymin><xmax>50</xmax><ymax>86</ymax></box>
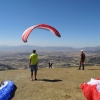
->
<box><xmin>0</xmin><ymin>66</ymin><xmax>100</xmax><ymax>100</ymax></box>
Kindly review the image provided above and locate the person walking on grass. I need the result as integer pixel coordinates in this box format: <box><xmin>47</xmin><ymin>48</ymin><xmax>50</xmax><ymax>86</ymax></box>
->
<box><xmin>29</xmin><ymin>50</ymin><xmax>38</xmax><ymax>81</ymax></box>
<box><xmin>78</xmin><ymin>50</ymin><xmax>85</xmax><ymax>70</ymax></box>
<box><xmin>48</xmin><ymin>61</ymin><xmax>53</xmax><ymax>68</ymax></box>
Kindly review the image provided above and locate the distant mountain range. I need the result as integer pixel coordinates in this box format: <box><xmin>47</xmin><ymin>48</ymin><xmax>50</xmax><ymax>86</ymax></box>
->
<box><xmin>0</xmin><ymin>45</ymin><xmax>100</xmax><ymax>52</ymax></box>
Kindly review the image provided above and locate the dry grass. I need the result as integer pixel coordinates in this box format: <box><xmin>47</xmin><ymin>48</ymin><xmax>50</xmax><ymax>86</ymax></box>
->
<box><xmin>0</xmin><ymin>66</ymin><xmax>100</xmax><ymax>100</ymax></box>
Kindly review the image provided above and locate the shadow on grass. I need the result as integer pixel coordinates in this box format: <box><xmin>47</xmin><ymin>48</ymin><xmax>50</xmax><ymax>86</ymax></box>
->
<box><xmin>37</xmin><ymin>79</ymin><xmax>62</xmax><ymax>82</ymax></box>
<box><xmin>88</xmin><ymin>69</ymin><xmax>100</xmax><ymax>70</ymax></box>
<box><xmin>8</xmin><ymin>85</ymin><xmax>17</xmax><ymax>100</ymax></box>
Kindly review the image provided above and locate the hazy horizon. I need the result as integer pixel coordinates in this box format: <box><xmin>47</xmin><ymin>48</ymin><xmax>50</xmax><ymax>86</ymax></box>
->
<box><xmin>0</xmin><ymin>44</ymin><xmax>100</xmax><ymax>48</ymax></box>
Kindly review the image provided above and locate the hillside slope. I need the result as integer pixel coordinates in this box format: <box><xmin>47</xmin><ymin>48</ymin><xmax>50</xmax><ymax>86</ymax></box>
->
<box><xmin>0</xmin><ymin>66</ymin><xmax>100</xmax><ymax>100</ymax></box>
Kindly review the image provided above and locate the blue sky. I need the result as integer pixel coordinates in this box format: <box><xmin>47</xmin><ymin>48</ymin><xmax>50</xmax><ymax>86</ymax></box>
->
<box><xmin>0</xmin><ymin>0</ymin><xmax>100</xmax><ymax>48</ymax></box>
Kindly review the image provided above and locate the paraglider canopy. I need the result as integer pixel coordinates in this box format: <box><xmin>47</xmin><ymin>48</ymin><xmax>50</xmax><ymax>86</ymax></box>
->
<box><xmin>81</xmin><ymin>78</ymin><xmax>100</xmax><ymax>100</ymax></box>
<box><xmin>22</xmin><ymin>24</ymin><xmax>61</xmax><ymax>43</ymax></box>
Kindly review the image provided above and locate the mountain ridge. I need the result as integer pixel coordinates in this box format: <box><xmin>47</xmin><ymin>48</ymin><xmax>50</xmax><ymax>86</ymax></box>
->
<box><xmin>0</xmin><ymin>45</ymin><xmax>100</xmax><ymax>52</ymax></box>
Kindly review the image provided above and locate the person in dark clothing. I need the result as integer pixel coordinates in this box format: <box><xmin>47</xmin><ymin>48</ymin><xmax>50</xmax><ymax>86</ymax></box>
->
<box><xmin>78</xmin><ymin>50</ymin><xmax>85</xmax><ymax>70</ymax></box>
<box><xmin>48</xmin><ymin>62</ymin><xmax>53</xmax><ymax>68</ymax></box>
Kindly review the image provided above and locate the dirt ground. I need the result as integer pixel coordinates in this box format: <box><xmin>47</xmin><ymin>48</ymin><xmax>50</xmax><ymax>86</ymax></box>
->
<box><xmin>0</xmin><ymin>66</ymin><xmax>100</xmax><ymax>100</ymax></box>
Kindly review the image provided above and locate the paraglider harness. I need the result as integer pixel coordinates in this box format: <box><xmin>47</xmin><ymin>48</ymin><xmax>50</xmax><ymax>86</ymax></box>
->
<box><xmin>0</xmin><ymin>81</ymin><xmax>4</xmax><ymax>87</ymax></box>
